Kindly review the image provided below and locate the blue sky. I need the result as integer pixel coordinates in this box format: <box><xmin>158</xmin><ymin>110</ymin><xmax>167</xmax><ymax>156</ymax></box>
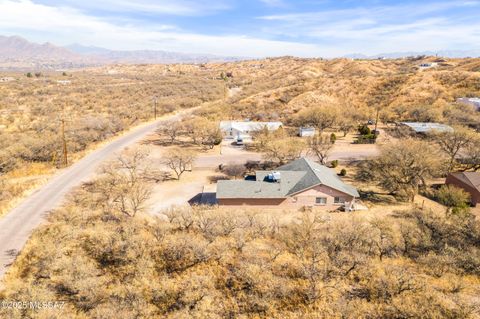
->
<box><xmin>0</xmin><ymin>0</ymin><xmax>479</xmax><ymax>57</ymax></box>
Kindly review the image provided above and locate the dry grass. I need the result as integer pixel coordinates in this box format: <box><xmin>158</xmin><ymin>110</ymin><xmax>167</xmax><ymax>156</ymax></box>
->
<box><xmin>0</xmin><ymin>66</ymin><xmax>226</xmax><ymax>215</ymax></box>
<box><xmin>0</xmin><ymin>194</ymin><xmax>479</xmax><ymax>318</ymax></box>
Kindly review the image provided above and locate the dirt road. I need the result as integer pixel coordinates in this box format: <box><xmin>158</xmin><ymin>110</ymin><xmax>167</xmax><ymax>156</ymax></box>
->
<box><xmin>194</xmin><ymin>140</ymin><xmax>379</xmax><ymax>169</ymax></box>
<box><xmin>0</xmin><ymin>112</ymin><xmax>186</xmax><ymax>280</ymax></box>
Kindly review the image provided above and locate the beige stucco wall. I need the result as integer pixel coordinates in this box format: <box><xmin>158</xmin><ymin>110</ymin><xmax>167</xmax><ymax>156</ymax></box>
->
<box><xmin>284</xmin><ymin>184</ymin><xmax>354</xmax><ymax>209</ymax></box>
<box><xmin>218</xmin><ymin>185</ymin><xmax>355</xmax><ymax>210</ymax></box>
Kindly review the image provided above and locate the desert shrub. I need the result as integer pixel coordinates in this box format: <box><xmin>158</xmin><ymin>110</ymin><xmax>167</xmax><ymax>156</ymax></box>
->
<box><xmin>358</xmin><ymin>125</ymin><xmax>371</xmax><ymax>136</ymax></box>
<box><xmin>354</xmin><ymin>133</ymin><xmax>377</xmax><ymax>144</ymax></box>
<box><xmin>1</xmin><ymin>196</ymin><xmax>479</xmax><ymax>319</ymax></box>
<box><xmin>435</xmin><ymin>185</ymin><xmax>471</xmax><ymax>215</ymax></box>
<box><xmin>330</xmin><ymin>133</ymin><xmax>337</xmax><ymax>144</ymax></box>
<box><xmin>222</xmin><ymin>164</ymin><xmax>246</xmax><ymax>179</ymax></box>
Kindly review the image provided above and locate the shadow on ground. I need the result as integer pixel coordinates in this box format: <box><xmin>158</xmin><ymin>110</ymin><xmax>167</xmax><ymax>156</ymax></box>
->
<box><xmin>189</xmin><ymin>192</ymin><xmax>218</xmax><ymax>206</ymax></box>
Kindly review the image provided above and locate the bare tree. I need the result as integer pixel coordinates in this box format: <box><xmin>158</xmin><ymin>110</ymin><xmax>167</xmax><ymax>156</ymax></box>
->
<box><xmin>222</xmin><ymin>163</ymin><xmax>245</xmax><ymax>180</ymax></box>
<box><xmin>262</xmin><ymin>137</ymin><xmax>305</xmax><ymax>164</ymax></box>
<box><xmin>199</xmin><ymin>126</ymin><xmax>222</xmax><ymax>150</ymax></box>
<box><xmin>95</xmin><ymin>148</ymin><xmax>154</xmax><ymax>217</ymax></box>
<box><xmin>360</xmin><ymin>139</ymin><xmax>445</xmax><ymax>202</ymax></box>
<box><xmin>308</xmin><ymin>135</ymin><xmax>335</xmax><ymax>164</ymax></box>
<box><xmin>183</xmin><ymin>117</ymin><xmax>221</xmax><ymax>149</ymax></box>
<box><xmin>163</xmin><ymin>147</ymin><xmax>197</xmax><ymax>180</ymax></box>
<box><xmin>431</xmin><ymin>126</ymin><xmax>475</xmax><ymax>171</ymax></box>
<box><xmin>158</xmin><ymin>120</ymin><xmax>184</xmax><ymax>144</ymax></box>
<box><xmin>461</xmin><ymin>135</ymin><xmax>480</xmax><ymax>171</ymax></box>
<box><xmin>297</xmin><ymin>106</ymin><xmax>338</xmax><ymax>134</ymax></box>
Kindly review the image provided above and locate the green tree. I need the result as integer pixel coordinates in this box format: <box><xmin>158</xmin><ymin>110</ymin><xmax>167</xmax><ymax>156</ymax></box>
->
<box><xmin>436</xmin><ymin>185</ymin><xmax>471</xmax><ymax>216</ymax></box>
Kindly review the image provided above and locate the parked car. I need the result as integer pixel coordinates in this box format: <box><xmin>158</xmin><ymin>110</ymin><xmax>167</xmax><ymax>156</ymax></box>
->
<box><xmin>236</xmin><ymin>137</ymin><xmax>244</xmax><ymax>145</ymax></box>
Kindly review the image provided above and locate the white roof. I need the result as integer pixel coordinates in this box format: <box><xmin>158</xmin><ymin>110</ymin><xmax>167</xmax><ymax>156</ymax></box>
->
<box><xmin>220</xmin><ymin>121</ymin><xmax>283</xmax><ymax>133</ymax></box>
<box><xmin>458</xmin><ymin>97</ymin><xmax>480</xmax><ymax>105</ymax></box>
<box><xmin>400</xmin><ymin>122</ymin><xmax>454</xmax><ymax>133</ymax></box>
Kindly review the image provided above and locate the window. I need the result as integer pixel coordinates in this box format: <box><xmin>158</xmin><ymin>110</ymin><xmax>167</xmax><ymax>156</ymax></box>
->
<box><xmin>315</xmin><ymin>197</ymin><xmax>327</xmax><ymax>205</ymax></box>
<box><xmin>334</xmin><ymin>197</ymin><xmax>346</xmax><ymax>204</ymax></box>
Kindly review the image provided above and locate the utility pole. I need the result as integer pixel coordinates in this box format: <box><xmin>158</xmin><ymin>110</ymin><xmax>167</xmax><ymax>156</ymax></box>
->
<box><xmin>61</xmin><ymin>117</ymin><xmax>68</xmax><ymax>167</ymax></box>
<box><xmin>223</xmin><ymin>78</ymin><xmax>233</xmax><ymax>120</ymax></box>
<box><xmin>374</xmin><ymin>108</ymin><xmax>380</xmax><ymax>134</ymax></box>
<box><xmin>153</xmin><ymin>96</ymin><xmax>158</xmax><ymax>120</ymax></box>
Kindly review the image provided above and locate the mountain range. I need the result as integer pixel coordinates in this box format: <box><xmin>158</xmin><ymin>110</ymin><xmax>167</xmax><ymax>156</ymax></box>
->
<box><xmin>344</xmin><ymin>50</ymin><xmax>480</xmax><ymax>60</ymax></box>
<box><xmin>0</xmin><ymin>35</ymin><xmax>243</xmax><ymax>70</ymax></box>
<box><xmin>65</xmin><ymin>43</ymin><xmax>242</xmax><ymax>65</ymax></box>
<box><xmin>1</xmin><ymin>35</ymin><xmax>480</xmax><ymax>70</ymax></box>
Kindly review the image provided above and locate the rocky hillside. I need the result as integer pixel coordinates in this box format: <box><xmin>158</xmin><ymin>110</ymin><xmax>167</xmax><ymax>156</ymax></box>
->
<box><xmin>192</xmin><ymin>56</ymin><xmax>480</xmax><ymax>126</ymax></box>
<box><xmin>0</xmin><ymin>35</ymin><xmax>94</xmax><ymax>70</ymax></box>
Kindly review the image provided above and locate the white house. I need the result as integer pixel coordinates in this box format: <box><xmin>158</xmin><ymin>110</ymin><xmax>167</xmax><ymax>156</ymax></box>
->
<box><xmin>220</xmin><ymin>121</ymin><xmax>283</xmax><ymax>141</ymax></box>
<box><xmin>419</xmin><ymin>62</ymin><xmax>438</xmax><ymax>69</ymax></box>
<box><xmin>299</xmin><ymin>127</ymin><xmax>316</xmax><ymax>137</ymax></box>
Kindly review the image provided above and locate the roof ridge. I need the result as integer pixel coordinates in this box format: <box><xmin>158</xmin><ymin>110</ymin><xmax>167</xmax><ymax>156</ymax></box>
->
<box><xmin>303</xmin><ymin>157</ymin><xmax>324</xmax><ymax>184</ymax></box>
<box><xmin>286</xmin><ymin>158</ymin><xmax>322</xmax><ymax>194</ymax></box>
<box><xmin>452</xmin><ymin>172</ymin><xmax>479</xmax><ymax>189</ymax></box>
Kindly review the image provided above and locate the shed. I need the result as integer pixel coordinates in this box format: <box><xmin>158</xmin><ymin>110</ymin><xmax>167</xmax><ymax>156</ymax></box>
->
<box><xmin>299</xmin><ymin>127</ymin><xmax>316</xmax><ymax>137</ymax></box>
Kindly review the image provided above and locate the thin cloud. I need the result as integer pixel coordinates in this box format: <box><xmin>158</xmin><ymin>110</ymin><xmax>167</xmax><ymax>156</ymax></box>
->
<box><xmin>258</xmin><ymin>0</ymin><xmax>288</xmax><ymax>7</ymax></box>
<box><xmin>35</xmin><ymin>0</ymin><xmax>232</xmax><ymax>16</ymax></box>
<box><xmin>0</xmin><ymin>0</ymin><xmax>325</xmax><ymax>57</ymax></box>
<box><xmin>256</xmin><ymin>1</ymin><xmax>480</xmax><ymax>55</ymax></box>
<box><xmin>0</xmin><ymin>0</ymin><xmax>479</xmax><ymax>57</ymax></box>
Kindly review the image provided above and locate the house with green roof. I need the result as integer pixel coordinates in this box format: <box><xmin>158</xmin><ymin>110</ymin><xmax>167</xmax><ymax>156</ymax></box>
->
<box><xmin>216</xmin><ymin>158</ymin><xmax>361</xmax><ymax>210</ymax></box>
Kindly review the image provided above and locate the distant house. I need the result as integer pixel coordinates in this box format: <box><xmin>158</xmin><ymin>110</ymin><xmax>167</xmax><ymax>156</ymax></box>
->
<box><xmin>56</xmin><ymin>80</ymin><xmax>71</xmax><ymax>85</ymax></box>
<box><xmin>399</xmin><ymin>122</ymin><xmax>453</xmax><ymax>134</ymax></box>
<box><xmin>219</xmin><ymin>121</ymin><xmax>283</xmax><ymax>141</ymax></box>
<box><xmin>419</xmin><ymin>62</ymin><xmax>438</xmax><ymax>68</ymax></box>
<box><xmin>446</xmin><ymin>172</ymin><xmax>480</xmax><ymax>207</ymax></box>
<box><xmin>457</xmin><ymin>97</ymin><xmax>480</xmax><ymax>111</ymax></box>
<box><xmin>299</xmin><ymin>127</ymin><xmax>316</xmax><ymax>137</ymax></box>
<box><xmin>216</xmin><ymin>158</ymin><xmax>361</xmax><ymax>210</ymax></box>
<box><xmin>0</xmin><ymin>77</ymin><xmax>15</xmax><ymax>82</ymax></box>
